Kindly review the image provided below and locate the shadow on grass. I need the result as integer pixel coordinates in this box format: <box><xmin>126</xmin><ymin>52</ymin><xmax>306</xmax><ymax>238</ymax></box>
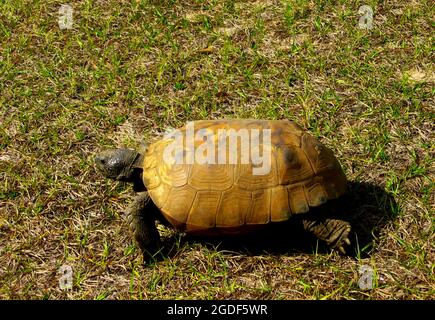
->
<box><xmin>158</xmin><ymin>181</ymin><xmax>397</xmax><ymax>260</ymax></box>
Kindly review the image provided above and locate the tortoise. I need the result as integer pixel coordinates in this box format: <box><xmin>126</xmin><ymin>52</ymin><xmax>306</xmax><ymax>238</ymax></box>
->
<box><xmin>95</xmin><ymin>119</ymin><xmax>351</xmax><ymax>261</ymax></box>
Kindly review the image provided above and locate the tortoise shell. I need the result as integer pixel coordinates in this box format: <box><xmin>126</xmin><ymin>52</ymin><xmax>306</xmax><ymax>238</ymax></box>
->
<box><xmin>142</xmin><ymin>120</ymin><xmax>347</xmax><ymax>235</ymax></box>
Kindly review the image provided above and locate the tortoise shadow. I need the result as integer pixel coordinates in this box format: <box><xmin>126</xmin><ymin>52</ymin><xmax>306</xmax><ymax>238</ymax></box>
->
<box><xmin>159</xmin><ymin>181</ymin><xmax>397</xmax><ymax>259</ymax></box>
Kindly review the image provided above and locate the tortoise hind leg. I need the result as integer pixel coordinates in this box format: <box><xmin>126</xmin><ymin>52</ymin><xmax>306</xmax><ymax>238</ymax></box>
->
<box><xmin>127</xmin><ymin>192</ymin><xmax>162</xmax><ymax>262</ymax></box>
<box><xmin>302</xmin><ymin>218</ymin><xmax>351</xmax><ymax>254</ymax></box>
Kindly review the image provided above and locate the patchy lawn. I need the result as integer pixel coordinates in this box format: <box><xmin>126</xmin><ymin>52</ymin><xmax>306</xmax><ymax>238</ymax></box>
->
<box><xmin>0</xmin><ymin>0</ymin><xmax>433</xmax><ymax>299</ymax></box>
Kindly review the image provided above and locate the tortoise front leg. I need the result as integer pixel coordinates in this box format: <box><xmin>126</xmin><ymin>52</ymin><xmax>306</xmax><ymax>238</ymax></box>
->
<box><xmin>302</xmin><ymin>218</ymin><xmax>351</xmax><ymax>254</ymax></box>
<box><xmin>126</xmin><ymin>192</ymin><xmax>162</xmax><ymax>262</ymax></box>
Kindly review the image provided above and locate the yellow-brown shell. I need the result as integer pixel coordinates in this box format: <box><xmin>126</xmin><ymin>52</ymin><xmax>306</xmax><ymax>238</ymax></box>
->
<box><xmin>142</xmin><ymin>120</ymin><xmax>347</xmax><ymax>234</ymax></box>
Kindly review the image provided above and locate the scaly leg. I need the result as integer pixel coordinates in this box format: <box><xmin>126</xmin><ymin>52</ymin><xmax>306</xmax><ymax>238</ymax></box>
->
<box><xmin>126</xmin><ymin>192</ymin><xmax>162</xmax><ymax>262</ymax></box>
<box><xmin>302</xmin><ymin>218</ymin><xmax>351</xmax><ymax>254</ymax></box>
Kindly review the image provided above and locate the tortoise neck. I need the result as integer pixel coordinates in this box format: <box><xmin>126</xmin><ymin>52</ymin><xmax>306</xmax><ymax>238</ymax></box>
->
<box><xmin>117</xmin><ymin>152</ymin><xmax>143</xmax><ymax>182</ymax></box>
<box><xmin>131</xmin><ymin>153</ymin><xmax>146</xmax><ymax>192</ymax></box>
<box><xmin>132</xmin><ymin>153</ymin><xmax>144</xmax><ymax>169</ymax></box>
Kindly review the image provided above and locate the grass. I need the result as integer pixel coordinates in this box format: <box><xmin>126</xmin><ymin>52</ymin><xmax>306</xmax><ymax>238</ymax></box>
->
<box><xmin>0</xmin><ymin>0</ymin><xmax>434</xmax><ymax>299</ymax></box>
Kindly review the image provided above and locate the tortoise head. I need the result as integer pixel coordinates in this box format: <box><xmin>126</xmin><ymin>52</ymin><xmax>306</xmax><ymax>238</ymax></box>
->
<box><xmin>95</xmin><ymin>148</ymin><xmax>143</xmax><ymax>183</ymax></box>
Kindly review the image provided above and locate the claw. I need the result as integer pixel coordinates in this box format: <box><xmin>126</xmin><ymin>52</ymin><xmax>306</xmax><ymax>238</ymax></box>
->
<box><xmin>344</xmin><ymin>238</ymin><xmax>351</xmax><ymax>246</ymax></box>
<box><xmin>338</xmin><ymin>246</ymin><xmax>346</xmax><ymax>254</ymax></box>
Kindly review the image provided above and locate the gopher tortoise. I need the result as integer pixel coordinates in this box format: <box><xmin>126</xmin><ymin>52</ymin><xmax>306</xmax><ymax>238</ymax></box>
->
<box><xmin>95</xmin><ymin>119</ymin><xmax>351</xmax><ymax>261</ymax></box>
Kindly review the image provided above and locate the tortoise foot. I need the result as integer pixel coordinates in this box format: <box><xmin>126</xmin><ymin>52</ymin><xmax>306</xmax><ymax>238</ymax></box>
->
<box><xmin>302</xmin><ymin>218</ymin><xmax>352</xmax><ymax>254</ymax></box>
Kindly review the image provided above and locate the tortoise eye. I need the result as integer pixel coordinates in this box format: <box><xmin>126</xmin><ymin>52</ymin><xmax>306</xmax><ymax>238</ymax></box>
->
<box><xmin>95</xmin><ymin>155</ymin><xmax>106</xmax><ymax>165</ymax></box>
